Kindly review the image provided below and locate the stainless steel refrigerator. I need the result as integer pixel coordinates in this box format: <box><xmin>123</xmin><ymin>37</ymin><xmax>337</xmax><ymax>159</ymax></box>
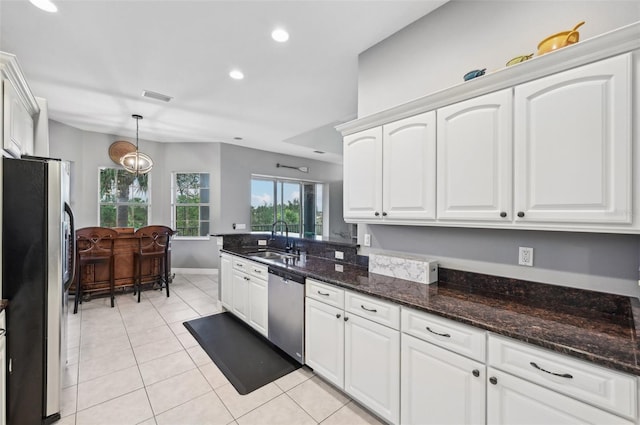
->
<box><xmin>2</xmin><ymin>156</ymin><xmax>74</xmax><ymax>425</ymax></box>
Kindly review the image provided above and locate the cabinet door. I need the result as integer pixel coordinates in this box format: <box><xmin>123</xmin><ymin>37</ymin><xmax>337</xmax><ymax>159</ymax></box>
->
<box><xmin>514</xmin><ymin>54</ymin><xmax>631</xmax><ymax>224</ymax></box>
<box><xmin>401</xmin><ymin>334</ymin><xmax>485</xmax><ymax>425</ymax></box>
<box><xmin>345</xmin><ymin>313</ymin><xmax>400</xmax><ymax>424</ymax></box>
<box><xmin>343</xmin><ymin>127</ymin><xmax>383</xmax><ymax>220</ymax></box>
<box><xmin>487</xmin><ymin>368</ymin><xmax>634</xmax><ymax>425</ymax></box>
<box><xmin>3</xmin><ymin>79</ymin><xmax>34</xmax><ymax>157</ymax></box>
<box><xmin>248</xmin><ymin>277</ymin><xmax>268</xmax><ymax>337</ymax></box>
<box><xmin>382</xmin><ymin>111</ymin><xmax>436</xmax><ymax>220</ymax></box>
<box><xmin>220</xmin><ymin>255</ymin><xmax>233</xmax><ymax>309</ymax></box>
<box><xmin>231</xmin><ymin>272</ymin><xmax>249</xmax><ymax>322</ymax></box>
<box><xmin>437</xmin><ymin>89</ymin><xmax>512</xmax><ymax>221</ymax></box>
<box><xmin>304</xmin><ymin>298</ymin><xmax>344</xmax><ymax>389</ymax></box>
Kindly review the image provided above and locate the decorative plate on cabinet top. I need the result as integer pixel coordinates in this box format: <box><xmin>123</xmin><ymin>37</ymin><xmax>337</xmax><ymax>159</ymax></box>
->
<box><xmin>463</xmin><ymin>68</ymin><xmax>486</xmax><ymax>81</ymax></box>
<box><xmin>506</xmin><ymin>54</ymin><xmax>534</xmax><ymax>66</ymax></box>
<box><xmin>108</xmin><ymin>141</ymin><xmax>136</xmax><ymax>165</ymax></box>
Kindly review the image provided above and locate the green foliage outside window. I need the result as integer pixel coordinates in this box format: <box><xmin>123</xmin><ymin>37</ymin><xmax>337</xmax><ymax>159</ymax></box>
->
<box><xmin>99</xmin><ymin>168</ymin><xmax>149</xmax><ymax>228</ymax></box>
<box><xmin>173</xmin><ymin>173</ymin><xmax>210</xmax><ymax>237</ymax></box>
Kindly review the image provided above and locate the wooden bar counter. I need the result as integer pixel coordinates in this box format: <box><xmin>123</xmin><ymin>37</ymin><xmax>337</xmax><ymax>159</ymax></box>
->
<box><xmin>72</xmin><ymin>227</ymin><xmax>172</xmax><ymax>296</ymax></box>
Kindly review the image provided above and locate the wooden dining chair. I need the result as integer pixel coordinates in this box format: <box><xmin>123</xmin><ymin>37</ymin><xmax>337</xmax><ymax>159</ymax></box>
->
<box><xmin>74</xmin><ymin>227</ymin><xmax>118</xmax><ymax>313</ymax></box>
<box><xmin>133</xmin><ymin>225</ymin><xmax>175</xmax><ymax>303</ymax></box>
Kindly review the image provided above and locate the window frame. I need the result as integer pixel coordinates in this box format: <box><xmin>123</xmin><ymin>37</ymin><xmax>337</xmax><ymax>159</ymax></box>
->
<box><xmin>97</xmin><ymin>167</ymin><xmax>152</xmax><ymax>228</ymax></box>
<box><xmin>171</xmin><ymin>171</ymin><xmax>211</xmax><ymax>240</ymax></box>
<box><xmin>250</xmin><ymin>174</ymin><xmax>324</xmax><ymax>240</ymax></box>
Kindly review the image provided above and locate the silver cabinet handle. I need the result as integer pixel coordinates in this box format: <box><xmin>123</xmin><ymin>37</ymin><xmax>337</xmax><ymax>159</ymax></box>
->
<box><xmin>336</xmin><ymin>313</ymin><xmax>341</xmax><ymax>319</ymax></box>
<box><xmin>317</xmin><ymin>291</ymin><xmax>330</xmax><ymax>296</ymax></box>
<box><xmin>244</xmin><ymin>276</ymin><xmax>250</xmax><ymax>281</ymax></box>
<box><xmin>253</xmin><ymin>269</ymin><xmax>262</xmax><ymax>274</ymax></box>
<box><xmin>426</xmin><ymin>327</ymin><xmax>451</xmax><ymax>338</ymax></box>
<box><xmin>0</xmin><ymin>329</ymin><xmax>5</xmax><ymax>337</ymax></box>
<box><xmin>530</xmin><ymin>362</ymin><xmax>573</xmax><ymax>379</ymax></box>
<box><xmin>361</xmin><ymin>305</ymin><xmax>377</xmax><ymax>313</ymax></box>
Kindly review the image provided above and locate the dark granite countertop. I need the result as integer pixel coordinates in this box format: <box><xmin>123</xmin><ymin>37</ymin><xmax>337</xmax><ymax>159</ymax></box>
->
<box><xmin>222</xmin><ymin>248</ymin><xmax>640</xmax><ymax>376</ymax></box>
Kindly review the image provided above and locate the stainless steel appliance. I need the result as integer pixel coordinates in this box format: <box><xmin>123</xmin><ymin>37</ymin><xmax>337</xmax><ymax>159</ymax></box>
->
<box><xmin>2</xmin><ymin>156</ymin><xmax>75</xmax><ymax>425</ymax></box>
<box><xmin>267</xmin><ymin>267</ymin><xmax>305</xmax><ymax>364</ymax></box>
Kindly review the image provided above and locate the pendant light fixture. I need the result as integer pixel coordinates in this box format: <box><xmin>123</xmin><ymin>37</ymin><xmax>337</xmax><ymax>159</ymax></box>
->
<box><xmin>120</xmin><ymin>114</ymin><xmax>153</xmax><ymax>175</ymax></box>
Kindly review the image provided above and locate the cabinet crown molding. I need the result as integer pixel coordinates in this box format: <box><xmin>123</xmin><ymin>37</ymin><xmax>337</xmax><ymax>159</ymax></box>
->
<box><xmin>337</xmin><ymin>21</ymin><xmax>640</xmax><ymax>136</ymax></box>
<box><xmin>0</xmin><ymin>51</ymin><xmax>41</xmax><ymax>116</ymax></box>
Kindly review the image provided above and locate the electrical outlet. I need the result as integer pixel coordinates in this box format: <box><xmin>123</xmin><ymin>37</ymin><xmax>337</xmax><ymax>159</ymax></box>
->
<box><xmin>335</xmin><ymin>250</ymin><xmax>344</xmax><ymax>260</ymax></box>
<box><xmin>257</xmin><ymin>240</ymin><xmax>267</xmax><ymax>246</ymax></box>
<box><xmin>364</xmin><ymin>233</ymin><xmax>371</xmax><ymax>247</ymax></box>
<box><xmin>518</xmin><ymin>247</ymin><xmax>534</xmax><ymax>266</ymax></box>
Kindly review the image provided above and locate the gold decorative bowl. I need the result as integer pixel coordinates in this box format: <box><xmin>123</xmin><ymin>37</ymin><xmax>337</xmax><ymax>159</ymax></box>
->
<box><xmin>537</xmin><ymin>21</ymin><xmax>585</xmax><ymax>55</ymax></box>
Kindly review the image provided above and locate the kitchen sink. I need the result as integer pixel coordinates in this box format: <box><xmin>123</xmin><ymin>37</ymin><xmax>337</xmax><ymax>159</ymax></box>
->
<box><xmin>248</xmin><ymin>250</ymin><xmax>298</xmax><ymax>261</ymax></box>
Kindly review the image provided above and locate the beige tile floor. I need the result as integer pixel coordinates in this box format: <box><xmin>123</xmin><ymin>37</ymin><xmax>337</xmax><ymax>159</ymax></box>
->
<box><xmin>61</xmin><ymin>273</ymin><xmax>385</xmax><ymax>425</ymax></box>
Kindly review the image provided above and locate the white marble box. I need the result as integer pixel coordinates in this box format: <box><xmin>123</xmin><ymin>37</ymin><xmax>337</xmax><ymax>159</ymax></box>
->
<box><xmin>369</xmin><ymin>253</ymin><xmax>438</xmax><ymax>284</ymax></box>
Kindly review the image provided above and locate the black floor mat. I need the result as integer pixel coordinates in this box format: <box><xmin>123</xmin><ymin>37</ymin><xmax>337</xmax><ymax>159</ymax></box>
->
<box><xmin>183</xmin><ymin>312</ymin><xmax>301</xmax><ymax>395</ymax></box>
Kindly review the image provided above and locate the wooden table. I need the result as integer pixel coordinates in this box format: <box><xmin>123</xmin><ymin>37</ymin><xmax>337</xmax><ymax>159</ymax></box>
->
<box><xmin>72</xmin><ymin>228</ymin><xmax>172</xmax><ymax>296</ymax></box>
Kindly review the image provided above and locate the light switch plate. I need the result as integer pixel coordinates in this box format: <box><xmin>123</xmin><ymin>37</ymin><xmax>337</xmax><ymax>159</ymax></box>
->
<box><xmin>364</xmin><ymin>233</ymin><xmax>371</xmax><ymax>247</ymax></box>
<box><xmin>258</xmin><ymin>240</ymin><xmax>267</xmax><ymax>246</ymax></box>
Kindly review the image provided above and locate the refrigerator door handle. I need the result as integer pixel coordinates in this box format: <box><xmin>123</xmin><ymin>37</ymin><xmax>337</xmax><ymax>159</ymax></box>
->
<box><xmin>64</xmin><ymin>202</ymin><xmax>76</xmax><ymax>291</ymax></box>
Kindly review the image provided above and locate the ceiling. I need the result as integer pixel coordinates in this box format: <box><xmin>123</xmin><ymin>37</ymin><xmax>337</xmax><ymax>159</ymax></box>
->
<box><xmin>0</xmin><ymin>0</ymin><xmax>446</xmax><ymax>164</ymax></box>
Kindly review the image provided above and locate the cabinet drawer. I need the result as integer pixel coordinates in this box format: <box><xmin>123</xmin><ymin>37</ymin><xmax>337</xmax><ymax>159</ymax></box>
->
<box><xmin>306</xmin><ymin>279</ymin><xmax>344</xmax><ymax>309</ymax></box>
<box><xmin>488</xmin><ymin>334</ymin><xmax>637</xmax><ymax>419</ymax></box>
<box><xmin>345</xmin><ymin>291</ymin><xmax>400</xmax><ymax>330</ymax></box>
<box><xmin>248</xmin><ymin>261</ymin><xmax>268</xmax><ymax>280</ymax></box>
<box><xmin>232</xmin><ymin>257</ymin><xmax>248</xmax><ymax>272</ymax></box>
<box><xmin>401</xmin><ymin>307</ymin><xmax>486</xmax><ymax>362</ymax></box>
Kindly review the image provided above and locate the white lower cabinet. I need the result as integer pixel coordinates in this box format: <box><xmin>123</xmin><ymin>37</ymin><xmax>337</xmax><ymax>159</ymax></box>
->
<box><xmin>220</xmin><ymin>254</ymin><xmax>233</xmax><ymax>309</ymax></box>
<box><xmin>231</xmin><ymin>272</ymin><xmax>249</xmax><ymax>321</ymax></box>
<box><xmin>247</xmin><ymin>271</ymin><xmax>268</xmax><ymax>337</ymax></box>
<box><xmin>304</xmin><ymin>279</ymin><xmax>400</xmax><ymax>424</ymax></box>
<box><xmin>401</xmin><ymin>334</ymin><xmax>485</xmax><ymax>425</ymax></box>
<box><xmin>486</xmin><ymin>367</ymin><xmax>634</xmax><ymax>425</ymax></box>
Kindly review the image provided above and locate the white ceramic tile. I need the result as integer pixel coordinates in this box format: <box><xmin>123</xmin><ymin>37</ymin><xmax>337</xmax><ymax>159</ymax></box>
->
<box><xmin>187</xmin><ymin>344</ymin><xmax>214</xmax><ymax>366</ymax></box>
<box><xmin>79</xmin><ymin>335</ymin><xmax>131</xmax><ymax>363</ymax></box>
<box><xmin>132</xmin><ymin>335</ymin><xmax>184</xmax><ymax>364</ymax></box>
<box><xmin>168</xmin><ymin>320</ymin><xmax>190</xmax><ymax>335</ymax></box>
<box><xmin>76</xmin><ymin>388</ymin><xmax>153</xmax><ymax>425</ymax></box>
<box><xmin>154</xmin><ymin>299</ymin><xmax>191</xmax><ymax>314</ymax></box>
<box><xmin>136</xmin><ymin>418</ymin><xmax>157</xmax><ymax>425</ymax></box>
<box><xmin>159</xmin><ymin>306</ymin><xmax>200</xmax><ymax>324</ymax></box>
<box><xmin>155</xmin><ymin>391</ymin><xmax>234</xmax><ymax>425</ymax></box>
<box><xmin>287</xmin><ymin>376</ymin><xmax>350</xmax><ymax>422</ymax></box>
<box><xmin>78</xmin><ymin>347</ymin><xmax>137</xmax><ymax>383</ymax></box>
<box><xmin>127</xmin><ymin>324</ymin><xmax>174</xmax><ymax>347</ymax></box>
<box><xmin>56</xmin><ymin>414</ymin><xmax>76</xmax><ymax>425</ymax></box>
<box><xmin>173</xmin><ymin>287</ymin><xmax>208</xmax><ymax>302</ymax></box>
<box><xmin>146</xmin><ymin>368</ymin><xmax>212</xmax><ymax>415</ymax></box>
<box><xmin>236</xmin><ymin>393</ymin><xmax>316</xmax><ymax>425</ymax></box>
<box><xmin>274</xmin><ymin>366</ymin><xmax>315</xmax><ymax>392</ymax></box>
<box><xmin>214</xmin><ymin>382</ymin><xmax>283</xmax><ymax>419</ymax></box>
<box><xmin>60</xmin><ymin>385</ymin><xmax>77</xmax><ymax>417</ymax></box>
<box><xmin>199</xmin><ymin>362</ymin><xmax>229</xmax><ymax>389</ymax></box>
<box><xmin>320</xmin><ymin>401</ymin><xmax>385</xmax><ymax>425</ymax></box>
<box><xmin>76</xmin><ymin>365</ymin><xmax>143</xmax><ymax>411</ymax></box>
<box><xmin>139</xmin><ymin>350</ymin><xmax>197</xmax><ymax>386</ymax></box>
<box><xmin>175</xmin><ymin>330</ymin><xmax>200</xmax><ymax>349</ymax></box>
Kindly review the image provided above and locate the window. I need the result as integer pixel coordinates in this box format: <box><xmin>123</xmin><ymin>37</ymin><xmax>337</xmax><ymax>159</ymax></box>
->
<box><xmin>172</xmin><ymin>173</ymin><xmax>210</xmax><ymax>237</ymax></box>
<box><xmin>99</xmin><ymin>168</ymin><xmax>149</xmax><ymax>228</ymax></box>
<box><xmin>251</xmin><ymin>177</ymin><xmax>323</xmax><ymax>239</ymax></box>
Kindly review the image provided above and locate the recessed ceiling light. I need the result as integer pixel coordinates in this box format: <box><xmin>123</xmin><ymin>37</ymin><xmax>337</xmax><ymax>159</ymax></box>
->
<box><xmin>141</xmin><ymin>90</ymin><xmax>173</xmax><ymax>102</ymax></box>
<box><xmin>229</xmin><ymin>69</ymin><xmax>244</xmax><ymax>80</ymax></box>
<box><xmin>271</xmin><ymin>28</ymin><xmax>289</xmax><ymax>43</ymax></box>
<box><xmin>313</xmin><ymin>150</ymin><xmax>325</xmax><ymax>154</ymax></box>
<box><xmin>29</xmin><ymin>0</ymin><xmax>58</xmax><ymax>12</ymax></box>
<box><xmin>233</xmin><ymin>137</ymin><xmax>243</xmax><ymax>141</ymax></box>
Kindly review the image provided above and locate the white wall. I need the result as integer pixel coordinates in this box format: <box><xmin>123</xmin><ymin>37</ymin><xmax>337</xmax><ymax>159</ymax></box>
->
<box><xmin>355</xmin><ymin>1</ymin><xmax>640</xmax><ymax>297</ymax></box>
<box><xmin>48</xmin><ymin>120</ymin><xmax>346</xmax><ymax>269</ymax></box>
<box><xmin>358</xmin><ymin>0</ymin><xmax>640</xmax><ymax>116</ymax></box>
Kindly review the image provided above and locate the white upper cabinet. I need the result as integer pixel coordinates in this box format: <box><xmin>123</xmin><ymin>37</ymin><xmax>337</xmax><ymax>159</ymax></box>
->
<box><xmin>3</xmin><ymin>79</ymin><xmax>34</xmax><ymax>157</ymax></box>
<box><xmin>343</xmin><ymin>127</ymin><xmax>383</xmax><ymax>220</ymax></box>
<box><xmin>437</xmin><ymin>89</ymin><xmax>513</xmax><ymax>221</ymax></box>
<box><xmin>343</xmin><ymin>111</ymin><xmax>436</xmax><ymax>222</ymax></box>
<box><xmin>383</xmin><ymin>111</ymin><xmax>436</xmax><ymax>220</ymax></box>
<box><xmin>513</xmin><ymin>53</ymin><xmax>632</xmax><ymax>225</ymax></box>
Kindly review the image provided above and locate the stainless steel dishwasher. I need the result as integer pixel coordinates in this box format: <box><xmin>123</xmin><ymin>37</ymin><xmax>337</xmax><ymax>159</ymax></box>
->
<box><xmin>268</xmin><ymin>266</ymin><xmax>305</xmax><ymax>364</ymax></box>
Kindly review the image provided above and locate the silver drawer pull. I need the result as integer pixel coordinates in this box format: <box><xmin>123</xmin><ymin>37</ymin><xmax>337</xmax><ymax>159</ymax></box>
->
<box><xmin>361</xmin><ymin>305</ymin><xmax>377</xmax><ymax>313</ymax></box>
<box><xmin>253</xmin><ymin>269</ymin><xmax>262</xmax><ymax>273</ymax></box>
<box><xmin>0</xmin><ymin>328</ymin><xmax>5</xmax><ymax>337</ymax></box>
<box><xmin>426</xmin><ymin>327</ymin><xmax>451</xmax><ymax>338</ymax></box>
<box><xmin>317</xmin><ymin>291</ymin><xmax>330</xmax><ymax>296</ymax></box>
<box><xmin>530</xmin><ymin>362</ymin><xmax>573</xmax><ymax>379</ymax></box>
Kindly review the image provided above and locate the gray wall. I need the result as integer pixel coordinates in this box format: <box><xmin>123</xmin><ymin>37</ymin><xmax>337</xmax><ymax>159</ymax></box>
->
<box><xmin>49</xmin><ymin>120</ymin><xmax>346</xmax><ymax>269</ymax></box>
<box><xmin>356</xmin><ymin>1</ymin><xmax>640</xmax><ymax>297</ymax></box>
<box><xmin>358</xmin><ymin>0</ymin><xmax>640</xmax><ymax>116</ymax></box>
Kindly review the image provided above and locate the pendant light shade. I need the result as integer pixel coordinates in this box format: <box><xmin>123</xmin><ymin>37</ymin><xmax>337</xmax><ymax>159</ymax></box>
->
<box><xmin>120</xmin><ymin>114</ymin><xmax>153</xmax><ymax>175</ymax></box>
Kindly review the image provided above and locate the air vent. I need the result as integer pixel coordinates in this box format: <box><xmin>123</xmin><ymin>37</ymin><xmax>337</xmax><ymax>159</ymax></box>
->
<box><xmin>141</xmin><ymin>90</ymin><xmax>173</xmax><ymax>102</ymax></box>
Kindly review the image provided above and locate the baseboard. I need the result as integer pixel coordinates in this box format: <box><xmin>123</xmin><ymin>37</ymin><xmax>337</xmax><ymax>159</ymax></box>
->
<box><xmin>172</xmin><ymin>268</ymin><xmax>218</xmax><ymax>275</ymax></box>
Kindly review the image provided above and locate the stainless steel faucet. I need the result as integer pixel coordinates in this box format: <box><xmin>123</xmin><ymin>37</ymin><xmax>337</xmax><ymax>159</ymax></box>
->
<box><xmin>270</xmin><ymin>220</ymin><xmax>291</xmax><ymax>252</ymax></box>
